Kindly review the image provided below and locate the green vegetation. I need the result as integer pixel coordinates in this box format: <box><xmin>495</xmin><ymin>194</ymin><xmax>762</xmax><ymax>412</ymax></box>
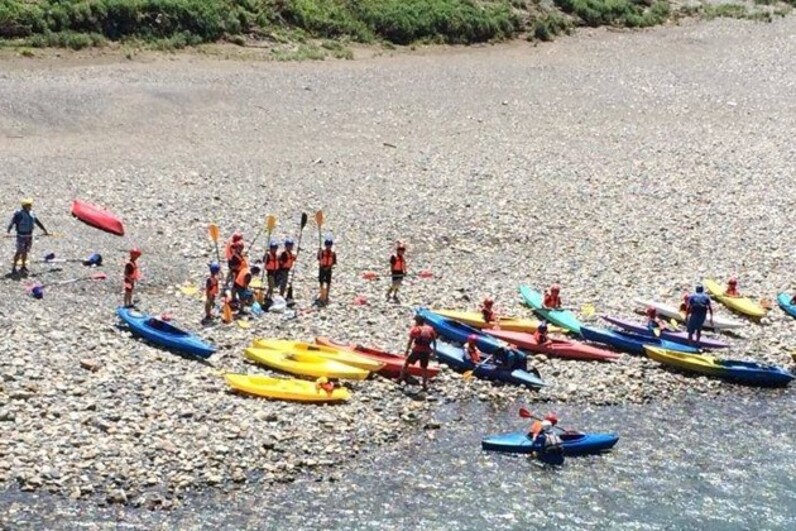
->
<box><xmin>0</xmin><ymin>0</ymin><xmax>792</xmax><ymax>54</ymax></box>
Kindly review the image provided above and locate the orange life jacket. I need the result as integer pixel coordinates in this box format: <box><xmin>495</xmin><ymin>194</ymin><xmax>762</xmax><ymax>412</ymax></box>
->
<box><xmin>726</xmin><ymin>284</ymin><xmax>739</xmax><ymax>297</ymax></box>
<box><xmin>533</xmin><ymin>331</ymin><xmax>548</xmax><ymax>344</ymax></box>
<box><xmin>543</xmin><ymin>292</ymin><xmax>561</xmax><ymax>308</ymax></box>
<box><xmin>467</xmin><ymin>343</ymin><xmax>481</xmax><ymax>363</ymax></box>
<box><xmin>264</xmin><ymin>251</ymin><xmax>279</xmax><ymax>272</ymax></box>
<box><xmin>481</xmin><ymin>307</ymin><xmax>496</xmax><ymax>323</ymax></box>
<box><xmin>124</xmin><ymin>261</ymin><xmax>140</xmax><ymax>283</ymax></box>
<box><xmin>235</xmin><ymin>266</ymin><xmax>251</xmax><ymax>289</ymax></box>
<box><xmin>279</xmin><ymin>251</ymin><xmax>295</xmax><ymax>270</ymax></box>
<box><xmin>318</xmin><ymin>249</ymin><xmax>335</xmax><ymax>268</ymax></box>
<box><xmin>206</xmin><ymin>275</ymin><xmax>219</xmax><ymax>297</ymax></box>
<box><xmin>391</xmin><ymin>254</ymin><xmax>406</xmax><ymax>274</ymax></box>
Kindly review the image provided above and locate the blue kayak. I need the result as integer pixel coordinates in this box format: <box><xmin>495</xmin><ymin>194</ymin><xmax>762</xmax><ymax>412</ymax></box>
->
<box><xmin>417</xmin><ymin>308</ymin><xmax>506</xmax><ymax>354</ymax></box>
<box><xmin>580</xmin><ymin>325</ymin><xmax>700</xmax><ymax>356</ymax></box>
<box><xmin>116</xmin><ymin>307</ymin><xmax>216</xmax><ymax>358</ymax></box>
<box><xmin>434</xmin><ymin>341</ymin><xmax>545</xmax><ymax>389</ymax></box>
<box><xmin>482</xmin><ymin>430</ymin><xmax>619</xmax><ymax>456</ymax></box>
<box><xmin>777</xmin><ymin>293</ymin><xmax>796</xmax><ymax>319</ymax></box>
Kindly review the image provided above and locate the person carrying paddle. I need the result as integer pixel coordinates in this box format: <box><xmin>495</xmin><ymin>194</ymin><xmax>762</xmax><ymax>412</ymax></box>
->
<box><xmin>203</xmin><ymin>262</ymin><xmax>221</xmax><ymax>323</ymax></box>
<box><xmin>316</xmin><ymin>237</ymin><xmax>337</xmax><ymax>306</ymax></box>
<box><xmin>685</xmin><ymin>284</ymin><xmax>713</xmax><ymax>344</ymax></box>
<box><xmin>277</xmin><ymin>238</ymin><xmax>296</xmax><ymax>297</ymax></box>
<box><xmin>225</xmin><ymin>232</ymin><xmax>245</xmax><ymax>285</ymax></box>
<box><xmin>263</xmin><ymin>240</ymin><xmax>280</xmax><ymax>301</ymax></box>
<box><xmin>725</xmin><ymin>277</ymin><xmax>740</xmax><ymax>297</ymax></box>
<box><xmin>386</xmin><ymin>242</ymin><xmax>407</xmax><ymax>303</ymax></box>
<box><xmin>7</xmin><ymin>198</ymin><xmax>48</xmax><ymax>275</ymax></box>
<box><xmin>233</xmin><ymin>264</ymin><xmax>260</xmax><ymax>315</ymax></box>
<box><xmin>401</xmin><ymin>315</ymin><xmax>437</xmax><ymax>391</ymax></box>
<box><xmin>123</xmin><ymin>248</ymin><xmax>142</xmax><ymax>308</ymax></box>
<box><xmin>543</xmin><ymin>284</ymin><xmax>563</xmax><ymax>309</ymax></box>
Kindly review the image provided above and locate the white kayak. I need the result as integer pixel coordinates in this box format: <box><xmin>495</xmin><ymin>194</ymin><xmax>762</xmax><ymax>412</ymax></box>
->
<box><xmin>634</xmin><ymin>298</ymin><xmax>744</xmax><ymax>331</ymax></box>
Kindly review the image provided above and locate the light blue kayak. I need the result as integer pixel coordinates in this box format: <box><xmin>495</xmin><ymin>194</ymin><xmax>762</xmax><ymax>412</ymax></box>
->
<box><xmin>519</xmin><ymin>285</ymin><xmax>582</xmax><ymax>334</ymax></box>
<box><xmin>777</xmin><ymin>293</ymin><xmax>796</xmax><ymax>319</ymax></box>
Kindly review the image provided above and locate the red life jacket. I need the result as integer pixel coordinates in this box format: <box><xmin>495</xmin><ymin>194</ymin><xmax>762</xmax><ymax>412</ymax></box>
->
<box><xmin>279</xmin><ymin>251</ymin><xmax>295</xmax><ymax>270</ymax></box>
<box><xmin>391</xmin><ymin>254</ymin><xmax>406</xmax><ymax>274</ymax></box>
<box><xmin>265</xmin><ymin>251</ymin><xmax>279</xmax><ymax>272</ymax></box>
<box><xmin>124</xmin><ymin>261</ymin><xmax>140</xmax><ymax>284</ymax></box>
<box><xmin>318</xmin><ymin>249</ymin><xmax>336</xmax><ymax>268</ymax></box>
<box><xmin>543</xmin><ymin>292</ymin><xmax>561</xmax><ymax>308</ymax></box>
<box><xmin>533</xmin><ymin>331</ymin><xmax>548</xmax><ymax>344</ymax></box>
<box><xmin>481</xmin><ymin>307</ymin><xmax>496</xmax><ymax>323</ymax></box>
<box><xmin>410</xmin><ymin>325</ymin><xmax>435</xmax><ymax>354</ymax></box>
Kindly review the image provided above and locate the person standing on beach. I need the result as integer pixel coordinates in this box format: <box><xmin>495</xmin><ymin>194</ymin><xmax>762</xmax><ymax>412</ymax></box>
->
<box><xmin>401</xmin><ymin>315</ymin><xmax>437</xmax><ymax>391</ymax></box>
<box><xmin>263</xmin><ymin>239</ymin><xmax>280</xmax><ymax>301</ymax></box>
<box><xmin>203</xmin><ymin>262</ymin><xmax>221</xmax><ymax>323</ymax></box>
<box><xmin>225</xmin><ymin>232</ymin><xmax>245</xmax><ymax>286</ymax></box>
<box><xmin>685</xmin><ymin>284</ymin><xmax>713</xmax><ymax>344</ymax></box>
<box><xmin>386</xmin><ymin>242</ymin><xmax>407</xmax><ymax>303</ymax></box>
<box><xmin>277</xmin><ymin>238</ymin><xmax>296</xmax><ymax>297</ymax></box>
<box><xmin>7</xmin><ymin>198</ymin><xmax>48</xmax><ymax>275</ymax></box>
<box><xmin>480</xmin><ymin>297</ymin><xmax>497</xmax><ymax>326</ymax></box>
<box><xmin>123</xmin><ymin>248</ymin><xmax>142</xmax><ymax>308</ymax></box>
<box><xmin>316</xmin><ymin>237</ymin><xmax>336</xmax><ymax>306</ymax></box>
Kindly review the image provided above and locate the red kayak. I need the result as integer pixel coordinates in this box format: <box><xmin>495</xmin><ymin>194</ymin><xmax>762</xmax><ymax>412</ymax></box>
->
<box><xmin>71</xmin><ymin>199</ymin><xmax>125</xmax><ymax>236</ymax></box>
<box><xmin>484</xmin><ymin>329</ymin><xmax>620</xmax><ymax>362</ymax></box>
<box><xmin>315</xmin><ymin>337</ymin><xmax>441</xmax><ymax>379</ymax></box>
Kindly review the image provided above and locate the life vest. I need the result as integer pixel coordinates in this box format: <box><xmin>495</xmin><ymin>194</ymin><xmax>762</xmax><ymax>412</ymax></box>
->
<box><xmin>234</xmin><ymin>266</ymin><xmax>251</xmax><ymax>289</ymax></box>
<box><xmin>533</xmin><ymin>331</ymin><xmax>547</xmax><ymax>344</ymax></box>
<box><xmin>391</xmin><ymin>254</ymin><xmax>406</xmax><ymax>274</ymax></box>
<box><xmin>530</xmin><ymin>420</ymin><xmax>542</xmax><ymax>437</ymax></box>
<box><xmin>318</xmin><ymin>249</ymin><xmax>335</xmax><ymax>268</ymax></box>
<box><xmin>726</xmin><ymin>284</ymin><xmax>739</xmax><ymax>297</ymax></box>
<box><xmin>264</xmin><ymin>251</ymin><xmax>279</xmax><ymax>272</ymax></box>
<box><xmin>279</xmin><ymin>251</ymin><xmax>295</xmax><ymax>270</ymax></box>
<box><xmin>206</xmin><ymin>275</ymin><xmax>219</xmax><ymax>297</ymax></box>
<box><xmin>14</xmin><ymin>210</ymin><xmax>35</xmax><ymax>234</ymax></box>
<box><xmin>543</xmin><ymin>292</ymin><xmax>561</xmax><ymax>308</ymax></box>
<box><xmin>124</xmin><ymin>261</ymin><xmax>140</xmax><ymax>289</ymax></box>
<box><xmin>466</xmin><ymin>343</ymin><xmax>481</xmax><ymax>363</ymax></box>
<box><xmin>411</xmin><ymin>325</ymin><xmax>435</xmax><ymax>354</ymax></box>
<box><xmin>481</xmin><ymin>307</ymin><xmax>496</xmax><ymax>323</ymax></box>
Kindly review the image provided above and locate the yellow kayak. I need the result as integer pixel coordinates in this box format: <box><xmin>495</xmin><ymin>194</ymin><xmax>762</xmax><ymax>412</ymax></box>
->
<box><xmin>433</xmin><ymin>309</ymin><xmax>560</xmax><ymax>334</ymax></box>
<box><xmin>244</xmin><ymin>347</ymin><xmax>370</xmax><ymax>380</ymax></box>
<box><xmin>703</xmin><ymin>279</ymin><xmax>766</xmax><ymax>318</ymax></box>
<box><xmin>224</xmin><ymin>373</ymin><xmax>349</xmax><ymax>403</ymax></box>
<box><xmin>252</xmin><ymin>339</ymin><xmax>384</xmax><ymax>372</ymax></box>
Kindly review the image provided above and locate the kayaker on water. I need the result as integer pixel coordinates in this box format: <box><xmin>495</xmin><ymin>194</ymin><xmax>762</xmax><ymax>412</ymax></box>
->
<box><xmin>203</xmin><ymin>262</ymin><xmax>221</xmax><ymax>323</ymax></box>
<box><xmin>123</xmin><ymin>248</ymin><xmax>142</xmax><ymax>308</ymax></box>
<box><xmin>277</xmin><ymin>238</ymin><xmax>296</xmax><ymax>297</ymax></box>
<box><xmin>685</xmin><ymin>284</ymin><xmax>713</xmax><ymax>344</ymax></box>
<box><xmin>401</xmin><ymin>315</ymin><xmax>437</xmax><ymax>391</ymax></box>
<box><xmin>263</xmin><ymin>239</ymin><xmax>280</xmax><ymax>302</ymax></box>
<box><xmin>480</xmin><ymin>297</ymin><xmax>498</xmax><ymax>326</ymax></box>
<box><xmin>386</xmin><ymin>241</ymin><xmax>407</xmax><ymax>303</ymax></box>
<box><xmin>543</xmin><ymin>283</ymin><xmax>563</xmax><ymax>309</ymax></box>
<box><xmin>7</xmin><ymin>198</ymin><xmax>48</xmax><ymax>276</ymax></box>
<box><xmin>533</xmin><ymin>321</ymin><xmax>551</xmax><ymax>344</ymax></box>
<box><xmin>466</xmin><ymin>334</ymin><xmax>482</xmax><ymax>363</ymax></box>
<box><xmin>316</xmin><ymin>237</ymin><xmax>337</xmax><ymax>307</ymax></box>
<box><xmin>531</xmin><ymin>420</ymin><xmax>564</xmax><ymax>465</ymax></box>
<box><xmin>725</xmin><ymin>276</ymin><xmax>740</xmax><ymax>297</ymax></box>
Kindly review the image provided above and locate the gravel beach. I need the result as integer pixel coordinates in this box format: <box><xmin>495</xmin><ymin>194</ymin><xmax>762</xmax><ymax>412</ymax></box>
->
<box><xmin>1</xmin><ymin>17</ymin><xmax>795</xmax><ymax>507</ymax></box>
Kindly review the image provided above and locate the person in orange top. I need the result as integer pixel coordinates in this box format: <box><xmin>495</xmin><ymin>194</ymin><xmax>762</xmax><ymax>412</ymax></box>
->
<box><xmin>725</xmin><ymin>277</ymin><xmax>740</xmax><ymax>297</ymax></box>
<box><xmin>263</xmin><ymin>240</ymin><xmax>280</xmax><ymax>301</ymax></box>
<box><xmin>277</xmin><ymin>238</ymin><xmax>296</xmax><ymax>297</ymax></box>
<box><xmin>480</xmin><ymin>297</ymin><xmax>497</xmax><ymax>325</ymax></box>
<box><xmin>533</xmin><ymin>321</ymin><xmax>550</xmax><ymax>344</ymax></box>
<box><xmin>528</xmin><ymin>412</ymin><xmax>559</xmax><ymax>438</ymax></box>
<box><xmin>233</xmin><ymin>264</ymin><xmax>260</xmax><ymax>315</ymax></box>
<box><xmin>123</xmin><ymin>248</ymin><xmax>142</xmax><ymax>308</ymax></box>
<box><xmin>543</xmin><ymin>284</ymin><xmax>562</xmax><ymax>309</ymax></box>
<box><xmin>316</xmin><ymin>237</ymin><xmax>337</xmax><ymax>306</ymax></box>
<box><xmin>401</xmin><ymin>315</ymin><xmax>437</xmax><ymax>391</ymax></box>
<box><xmin>465</xmin><ymin>334</ymin><xmax>482</xmax><ymax>363</ymax></box>
<box><xmin>203</xmin><ymin>262</ymin><xmax>221</xmax><ymax>323</ymax></box>
<box><xmin>386</xmin><ymin>242</ymin><xmax>407</xmax><ymax>303</ymax></box>
<box><xmin>225</xmin><ymin>232</ymin><xmax>245</xmax><ymax>286</ymax></box>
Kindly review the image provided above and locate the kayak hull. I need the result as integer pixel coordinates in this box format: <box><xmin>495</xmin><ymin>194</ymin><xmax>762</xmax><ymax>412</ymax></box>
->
<box><xmin>482</xmin><ymin>431</ymin><xmax>619</xmax><ymax>456</ymax></box>
<box><xmin>645</xmin><ymin>346</ymin><xmax>794</xmax><ymax>387</ymax></box>
<box><xmin>777</xmin><ymin>293</ymin><xmax>796</xmax><ymax>319</ymax></box>
<box><xmin>71</xmin><ymin>199</ymin><xmax>125</xmax><ymax>236</ymax></box>
<box><xmin>244</xmin><ymin>347</ymin><xmax>369</xmax><ymax>380</ymax></box>
<box><xmin>433</xmin><ymin>309</ymin><xmax>554</xmax><ymax>333</ymax></box>
<box><xmin>704</xmin><ymin>278</ymin><xmax>766</xmax><ymax>318</ymax></box>
<box><xmin>417</xmin><ymin>308</ymin><xmax>508</xmax><ymax>355</ymax></box>
<box><xmin>601</xmin><ymin>315</ymin><xmax>729</xmax><ymax>349</ymax></box>
<box><xmin>634</xmin><ymin>298</ymin><xmax>743</xmax><ymax>330</ymax></box>
<box><xmin>434</xmin><ymin>341</ymin><xmax>545</xmax><ymax>389</ymax></box>
<box><xmin>314</xmin><ymin>337</ymin><xmax>440</xmax><ymax>379</ymax></box>
<box><xmin>224</xmin><ymin>374</ymin><xmax>349</xmax><ymax>402</ymax></box>
<box><xmin>580</xmin><ymin>325</ymin><xmax>700</xmax><ymax>356</ymax></box>
<box><xmin>252</xmin><ymin>339</ymin><xmax>384</xmax><ymax>372</ymax></box>
<box><xmin>116</xmin><ymin>307</ymin><xmax>215</xmax><ymax>358</ymax></box>
<box><xmin>518</xmin><ymin>285</ymin><xmax>583</xmax><ymax>334</ymax></box>
<box><xmin>484</xmin><ymin>329</ymin><xmax>619</xmax><ymax>362</ymax></box>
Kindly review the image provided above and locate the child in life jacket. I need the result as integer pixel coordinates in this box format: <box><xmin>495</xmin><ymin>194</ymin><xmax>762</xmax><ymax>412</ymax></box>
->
<box><xmin>204</xmin><ymin>262</ymin><xmax>221</xmax><ymax>323</ymax></box>
<box><xmin>263</xmin><ymin>240</ymin><xmax>280</xmax><ymax>301</ymax></box>
<box><xmin>543</xmin><ymin>284</ymin><xmax>562</xmax><ymax>309</ymax></box>
<box><xmin>123</xmin><ymin>248</ymin><xmax>142</xmax><ymax>308</ymax></box>
<box><xmin>533</xmin><ymin>321</ymin><xmax>550</xmax><ymax>344</ymax></box>
<box><xmin>480</xmin><ymin>297</ymin><xmax>497</xmax><ymax>326</ymax></box>
<box><xmin>317</xmin><ymin>237</ymin><xmax>337</xmax><ymax>306</ymax></box>
<box><xmin>386</xmin><ymin>242</ymin><xmax>407</xmax><ymax>303</ymax></box>
<box><xmin>725</xmin><ymin>277</ymin><xmax>740</xmax><ymax>297</ymax></box>
<box><xmin>465</xmin><ymin>334</ymin><xmax>482</xmax><ymax>363</ymax></box>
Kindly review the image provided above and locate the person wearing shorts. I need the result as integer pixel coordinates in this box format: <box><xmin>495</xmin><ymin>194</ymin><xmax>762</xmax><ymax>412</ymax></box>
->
<box><xmin>7</xmin><ymin>198</ymin><xmax>48</xmax><ymax>275</ymax></box>
<box><xmin>316</xmin><ymin>237</ymin><xmax>337</xmax><ymax>306</ymax></box>
<box><xmin>401</xmin><ymin>315</ymin><xmax>437</xmax><ymax>391</ymax></box>
<box><xmin>685</xmin><ymin>284</ymin><xmax>713</xmax><ymax>344</ymax></box>
<box><xmin>263</xmin><ymin>240</ymin><xmax>280</xmax><ymax>301</ymax></box>
<box><xmin>386</xmin><ymin>242</ymin><xmax>407</xmax><ymax>303</ymax></box>
<box><xmin>277</xmin><ymin>238</ymin><xmax>296</xmax><ymax>297</ymax></box>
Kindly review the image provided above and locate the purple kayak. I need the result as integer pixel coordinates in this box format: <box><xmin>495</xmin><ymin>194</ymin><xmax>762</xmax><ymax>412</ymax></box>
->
<box><xmin>600</xmin><ymin>315</ymin><xmax>730</xmax><ymax>349</ymax></box>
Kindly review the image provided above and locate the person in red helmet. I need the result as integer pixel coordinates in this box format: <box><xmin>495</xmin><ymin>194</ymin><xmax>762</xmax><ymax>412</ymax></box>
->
<box><xmin>465</xmin><ymin>334</ymin><xmax>482</xmax><ymax>363</ymax></box>
<box><xmin>480</xmin><ymin>297</ymin><xmax>498</xmax><ymax>326</ymax></box>
<box><xmin>725</xmin><ymin>277</ymin><xmax>740</xmax><ymax>297</ymax></box>
<box><xmin>544</xmin><ymin>413</ymin><xmax>559</xmax><ymax>426</ymax></box>
<box><xmin>543</xmin><ymin>283</ymin><xmax>563</xmax><ymax>309</ymax></box>
<box><xmin>123</xmin><ymin>248</ymin><xmax>142</xmax><ymax>308</ymax></box>
<box><xmin>401</xmin><ymin>314</ymin><xmax>437</xmax><ymax>391</ymax></box>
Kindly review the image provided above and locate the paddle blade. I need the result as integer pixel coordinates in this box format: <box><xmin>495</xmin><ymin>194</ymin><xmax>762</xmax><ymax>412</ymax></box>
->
<box><xmin>418</xmin><ymin>270</ymin><xmax>433</xmax><ymax>279</ymax></box>
<box><xmin>519</xmin><ymin>407</ymin><xmax>533</xmax><ymax>418</ymax></box>
<box><xmin>300</xmin><ymin>212</ymin><xmax>308</xmax><ymax>228</ymax></box>
<box><xmin>209</xmin><ymin>223</ymin><xmax>220</xmax><ymax>242</ymax></box>
<box><xmin>222</xmin><ymin>301</ymin><xmax>232</xmax><ymax>323</ymax></box>
<box><xmin>581</xmin><ymin>304</ymin><xmax>595</xmax><ymax>317</ymax></box>
<box><xmin>266</xmin><ymin>215</ymin><xmax>277</xmax><ymax>232</ymax></box>
<box><xmin>462</xmin><ymin>370</ymin><xmax>474</xmax><ymax>380</ymax></box>
<box><xmin>362</xmin><ymin>271</ymin><xmax>378</xmax><ymax>281</ymax></box>
<box><xmin>314</xmin><ymin>210</ymin><xmax>324</xmax><ymax>227</ymax></box>
<box><xmin>179</xmin><ymin>283</ymin><xmax>199</xmax><ymax>296</ymax></box>
<box><xmin>670</xmin><ymin>318</ymin><xmax>679</xmax><ymax>328</ymax></box>
<box><xmin>90</xmin><ymin>272</ymin><xmax>108</xmax><ymax>281</ymax></box>
<box><xmin>236</xmin><ymin>320</ymin><xmax>251</xmax><ymax>329</ymax></box>
<box><xmin>760</xmin><ymin>297</ymin><xmax>772</xmax><ymax>310</ymax></box>
<box><xmin>653</xmin><ymin>327</ymin><xmax>661</xmax><ymax>337</ymax></box>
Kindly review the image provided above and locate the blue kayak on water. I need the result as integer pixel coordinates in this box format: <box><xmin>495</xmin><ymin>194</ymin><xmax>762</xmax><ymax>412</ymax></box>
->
<box><xmin>417</xmin><ymin>308</ymin><xmax>507</xmax><ymax>354</ymax></box>
<box><xmin>777</xmin><ymin>293</ymin><xmax>796</xmax><ymax>319</ymax></box>
<box><xmin>482</xmin><ymin>430</ymin><xmax>619</xmax><ymax>456</ymax></box>
<box><xmin>116</xmin><ymin>307</ymin><xmax>216</xmax><ymax>359</ymax></box>
<box><xmin>580</xmin><ymin>325</ymin><xmax>700</xmax><ymax>356</ymax></box>
<box><xmin>434</xmin><ymin>341</ymin><xmax>545</xmax><ymax>389</ymax></box>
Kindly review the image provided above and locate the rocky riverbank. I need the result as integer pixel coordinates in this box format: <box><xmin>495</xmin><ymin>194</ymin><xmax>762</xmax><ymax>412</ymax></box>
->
<box><xmin>1</xmin><ymin>16</ymin><xmax>795</xmax><ymax>507</ymax></box>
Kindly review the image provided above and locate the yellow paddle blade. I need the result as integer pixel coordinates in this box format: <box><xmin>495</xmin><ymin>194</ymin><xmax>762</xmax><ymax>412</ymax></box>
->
<box><xmin>462</xmin><ymin>370</ymin><xmax>474</xmax><ymax>380</ymax></box>
<box><xmin>236</xmin><ymin>319</ymin><xmax>251</xmax><ymax>329</ymax></box>
<box><xmin>208</xmin><ymin>223</ymin><xmax>220</xmax><ymax>242</ymax></box>
<box><xmin>222</xmin><ymin>303</ymin><xmax>233</xmax><ymax>323</ymax></box>
<box><xmin>178</xmin><ymin>283</ymin><xmax>199</xmax><ymax>296</ymax></box>
<box><xmin>670</xmin><ymin>318</ymin><xmax>679</xmax><ymax>328</ymax></box>
<box><xmin>314</xmin><ymin>210</ymin><xmax>324</xmax><ymax>227</ymax></box>
<box><xmin>266</xmin><ymin>215</ymin><xmax>277</xmax><ymax>232</ymax></box>
<box><xmin>653</xmin><ymin>327</ymin><xmax>661</xmax><ymax>337</ymax></box>
<box><xmin>581</xmin><ymin>304</ymin><xmax>595</xmax><ymax>317</ymax></box>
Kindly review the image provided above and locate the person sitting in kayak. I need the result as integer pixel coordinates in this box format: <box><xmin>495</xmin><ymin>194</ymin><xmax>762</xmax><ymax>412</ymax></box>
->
<box><xmin>480</xmin><ymin>297</ymin><xmax>497</xmax><ymax>326</ymax></box>
<box><xmin>528</xmin><ymin>413</ymin><xmax>560</xmax><ymax>438</ymax></box>
<box><xmin>533</xmin><ymin>321</ymin><xmax>551</xmax><ymax>344</ymax></box>
<box><xmin>685</xmin><ymin>284</ymin><xmax>713</xmax><ymax>344</ymax></box>
<box><xmin>493</xmin><ymin>346</ymin><xmax>526</xmax><ymax>371</ymax></box>
<box><xmin>123</xmin><ymin>248</ymin><xmax>142</xmax><ymax>308</ymax></box>
<box><xmin>644</xmin><ymin>307</ymin><xmax>666</xmax><ymax>331</ymax></box>
<box><xmin>203</xmin><ymin>262</ymin><xmax>221</xmax><ymax>323</ymax></box>
<box><xmin>725</xmin><ymin>277</ymin><xmax>740</xmax><ymax>297</ymax></box>
<box><xmin>465</xmin><ymin>334</ymin><xmax>482</xmax><ymax>363</ymax></box>
<box><xmin>531</xmin><ymin>420</ymin><xmax>564</xmax><ymax>464</ymax></box>
<box><xmin>543</xmin><ymin>284</ymin><xmax>563</xmax><ymax>309</ymax></box>
<box><xmin>401</xmin><ymin>315</ymin><xmax>437</xmax><ymax>391</ymax></box>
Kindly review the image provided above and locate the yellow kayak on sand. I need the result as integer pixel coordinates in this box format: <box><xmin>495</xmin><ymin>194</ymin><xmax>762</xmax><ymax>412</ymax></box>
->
<box><xmin>244</xmin><ymin>347</ymin><xmax>370</xmax><ymax>380</ymax></box>
<box><xmin>252</xmin><ymin>339</ymin><xmax>385</xmax><ymax>372</ymax></box>
<box><xmin>224</xmin><ymin>373</ymin><xmax>350</xmax><ymax>403</ymax></box>
<box><xmin>703</xmin><ymin>279</ymin><xmax>766</xmax><ymax>318</ymax></box>
<box><xmin>433</xmin><ymin>309</ymin><xmax>560</xmax><ymax>334</ymax></box>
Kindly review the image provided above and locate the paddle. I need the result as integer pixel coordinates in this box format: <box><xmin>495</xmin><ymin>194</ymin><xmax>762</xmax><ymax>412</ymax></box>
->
<box><xmin>28</xmin><ymin>271</ymin><xmax>107</xmax><ymax>299</ymax></box>
<box><xmin>221</xmin><ymin>290</ymin><xmax>233</xmax><ymax>324</ymax></box>
<box><xmin>286</xmin><ymin>212</ymin><xmax>309</xmax><ymax>302</ymax></box>
<box><xmin>463</xmin><ymin>352</ymin><xmax>495</xmax><ymax>380</ymax></box>
<box><xmin>315</xmin><ymin>210</ymin><xmax>325</xmax><ymax>249</ymax></box>
<box><xmin>518</xmin><ymin>407</ymin><xmax>578</xmax><ymax>435</ymax></box>
<box><xmin>208</xmin><ymin>224</ymin><xmax>221</xmax><ymax>264</ymax></box>
<box><xmin>246</xmin><ymin>216</ymin><xmax>270</xmax><ymax>253</ymax></box>
<box><xmin>258</xmin><ymin>215</ymin><xmax>277</xmax><ymax>288</ymax></box>
<box><xmin>361</xmin><ymin>270</ymin><xmax>435</xmax><ymax>281</ymax></box>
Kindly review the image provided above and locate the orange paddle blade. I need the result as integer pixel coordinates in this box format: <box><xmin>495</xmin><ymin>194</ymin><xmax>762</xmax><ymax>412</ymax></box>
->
<box><xmin>362</xmin><ymin>271</ymin><xmax>378</xmax><ymax>280</ymax></box>
<box><xmin>314</xmin><ymin>210</ymin><xmax>324</xmax><ymax>227</ymax></box>
<box><xmin>266</xmin><ymin>215</ymin><xmax>277</xmax><ymax>232</ymax></box>
<box><xmin>209</xmin><ymin>223</ymin><xmax>220</xmax><ymax>242</ymax></box>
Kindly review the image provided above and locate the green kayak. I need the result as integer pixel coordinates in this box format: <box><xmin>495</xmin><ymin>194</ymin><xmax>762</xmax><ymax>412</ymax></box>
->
<box><xmin>519</xmin><ymin>285</ymin><xmax>583</xmax><ymax>335</ymax></box>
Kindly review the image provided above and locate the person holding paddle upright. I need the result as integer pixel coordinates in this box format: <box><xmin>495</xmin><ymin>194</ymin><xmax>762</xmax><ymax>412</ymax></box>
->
<box><xmin>278</xmin><ymin>238</ymin><xmax>296</xmax><ymax>297</ymax></box>
<box><xmin>203</xmin><ymin>262</ymin><xmax>221</xmax><ymax>323</ymax></box>
<box><xmin>401</xmin><ymin>314</ymin><xmax>437</xmax><ymax>392</ymax></box>
<box><xmin>225</xmin><ymin>232</ymin><xmax>245</xmax><ymax>286</ymax></box>
<box><xmin>316</xmin><ymin>237</ymin><xmax>336</xmax><ymax>307</ymax></box>
<box><xmin>386</xmin><ymin>241</ymin><xmax>407</xmax><ymax>303</ymax></box>
<box><xmin>7</xmin><ymin>198</ymin><xmax>48</xmax><ymax>276</ymax></box>
<box><xmin>263</xmin><ymin>239</ymin><xmax>280</xmax><ymax>302</ymax></box>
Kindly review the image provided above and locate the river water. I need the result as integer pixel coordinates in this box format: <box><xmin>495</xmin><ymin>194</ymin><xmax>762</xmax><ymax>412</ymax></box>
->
<box><xmin>3</xmin><ymin>390</ymin><xmax>794</xmax><ymax>530</ymax></box>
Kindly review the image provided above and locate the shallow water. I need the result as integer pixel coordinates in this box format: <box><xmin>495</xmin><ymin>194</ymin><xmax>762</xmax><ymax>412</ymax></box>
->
<box><xmin>3</xmin><ymin>390</ymin><xmax>794</xmax><ymax>530</ymax></box>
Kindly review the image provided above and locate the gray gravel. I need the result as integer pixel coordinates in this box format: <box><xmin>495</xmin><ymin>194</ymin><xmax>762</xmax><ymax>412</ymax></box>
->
<box><xmin>1</xmin><ymin>17</ymin><xmax>795</xmax><ymax>506</ymax></box>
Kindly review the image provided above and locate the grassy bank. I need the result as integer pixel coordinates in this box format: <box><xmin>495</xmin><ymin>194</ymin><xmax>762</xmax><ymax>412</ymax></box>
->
<box><xmin>0</xmin><ymin>0</ymin><xmax>792</xmax><ymax>53</ymax></box>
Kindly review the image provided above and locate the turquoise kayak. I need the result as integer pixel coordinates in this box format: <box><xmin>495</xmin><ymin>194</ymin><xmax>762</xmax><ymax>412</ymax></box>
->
<box><xmin>777</xmin><ymin>293</ymin><xmax>796</xmax><ymax>319</ymax></box>
<box><xmin>519</xmin><ymin>285</ymin><xmax>582</xmax><ymax>334</ymax></box>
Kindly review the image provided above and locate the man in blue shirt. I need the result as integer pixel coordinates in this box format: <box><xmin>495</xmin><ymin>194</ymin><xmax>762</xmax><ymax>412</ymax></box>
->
<box><xmin>7</xmin><ymin>199</ymin><xmax>48</xmax><ymax>275</ymax></box>
<box><xmin>685</xmin><ymin>284</ymin><xmax>713</xmax><ymax>344</ymax></box>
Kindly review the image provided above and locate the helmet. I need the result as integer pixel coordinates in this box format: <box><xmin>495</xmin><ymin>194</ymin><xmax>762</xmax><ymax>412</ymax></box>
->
<box><xmin>550</xmin><ymin>283</ymin><xmax>561</xmax><ymax>293</ymax></box>
<box><xmin>21</xmin><ymin>198</ymin><xmax>33</xmax><ymax>207</ymax></box>
<box><xmin>232</xmin><ymin>232</ymin><xmax>243</xmax><ymax>242</ymax></box>
<box><xmin>483</xmin><ymin>297</ymin><xmax>494</xmax><ymax>307</ymax></box>
<box><xmin>250</xmin><ymin>266</ymin><xmax>261</xmax><ymax>275</ymax></box>
<box><xmin>695</xmin><ymin>284</ymin><xmax>704</xmax><ymax>293</ymax></box>
<box><xmin>544</xmin><ymin>413</ymin><xmax>559</xmax><ymax>425</ymax></box>
<box><xmin>269</xmin><ymin>239</ymin><xmax>278</xmax><ymax>249</ymax></box>
<box><xmin>541</xmin><ymin>420</ymin><xmax>553</xmax><ymax>432</ymax></box>
<box><xmin>324</xmin><ymin>237</ymin><xmax>334</xmax><ymax>246</ymax></box>
<box><xmin>285</xmin><ymin>238</ymin><xmax>294</xmax><ymax>246</ymax></box>
<box><xmin>538</xmin><ymin>321</ymin><xmax>549</xmax><ymax>332</ymax></box>
<box><xmin>467</xmin><ymin>334</ymin><xmax>478</xmax><ymax>344</ymax></box>
<box><xmin>31</xmin><ymin>285</ymin><xmax>44</xmax><ymax>299</ymax></box>
<box><xmin>209</xmin><ymin>262</ymin><xmax>221</xmax><ymax>274</ymax></box>
<box><xmin>129</xmin><ymin>248</ymin><xmax>142</xmax><ymax>259</ymax></box>
<box><xmin>728</xmin><ymin>277</ymin><xmax>738</xmax><ymax>285</ymax></box>
<box><xmin>645</xmin><ymin>307</ymin><xmax>657</xmax><ymax>318</ymax></box>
